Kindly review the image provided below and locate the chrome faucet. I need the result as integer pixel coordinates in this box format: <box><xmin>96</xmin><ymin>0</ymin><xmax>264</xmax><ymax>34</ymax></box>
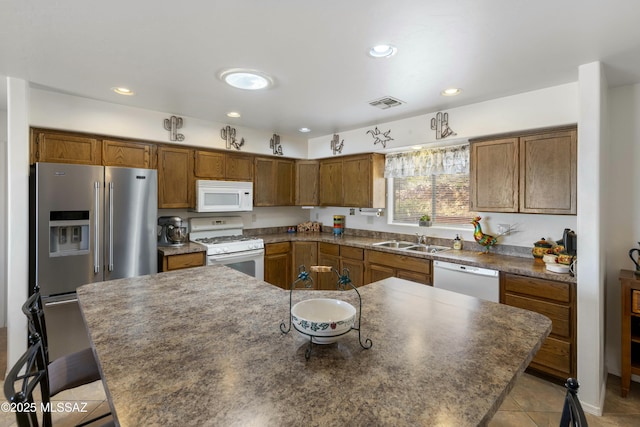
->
<box><xmin>415</xmin><ymin>233</ymin><xmax>429</xmax><ymax>245</ymax></box>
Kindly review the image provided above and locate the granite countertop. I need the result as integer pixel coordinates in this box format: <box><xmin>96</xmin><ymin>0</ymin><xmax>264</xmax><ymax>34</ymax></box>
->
<box><xmin>259</xmin><ymin>232</ymin><xmax>577</xmax><ymax>284</ymax></box>
<box><xmin>157</xmin><ymin>241</ymin><xmax>206</xmax><ymax>256</ymax></box>
<box><xmin>78</xmin><ymin>265</ymin><xmax>551</xmax><ymax>427</ymax></box>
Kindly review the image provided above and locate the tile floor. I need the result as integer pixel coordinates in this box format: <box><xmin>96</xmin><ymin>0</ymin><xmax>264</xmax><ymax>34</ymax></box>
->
<box><xmin>489</xmin><ymin>373</ymin><xmax>640</xmax><ymax>427</ymax></box>
<box><xmin>1</xmin><ymin>372</ymin><xmax>639</xmax><ymax>426</ymax></box>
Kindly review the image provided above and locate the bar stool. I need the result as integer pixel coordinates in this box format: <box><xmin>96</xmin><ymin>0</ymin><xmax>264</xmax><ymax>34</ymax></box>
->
<box><xmin>559</xmin><ymin>378</ymin><xmax>588</xmax><ymax>427</ymax></box>
<box><xmin>22</xmin><ymin>286</ymin><xmax>113</xmax><ymax>426</ymax></box>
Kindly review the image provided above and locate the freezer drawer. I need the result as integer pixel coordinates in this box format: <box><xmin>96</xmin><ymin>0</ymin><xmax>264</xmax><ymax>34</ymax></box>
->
<box><xmin>42</xmin><ymin>297</ymin><xmax>91</xmax><ymax>360</ymax></box>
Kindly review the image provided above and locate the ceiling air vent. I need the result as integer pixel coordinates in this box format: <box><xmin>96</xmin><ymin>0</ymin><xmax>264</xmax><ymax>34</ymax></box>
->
<box><xmin>368</xmin><ymin>96</ymin><xmax>404</xmax><ymax>110</ymax></box>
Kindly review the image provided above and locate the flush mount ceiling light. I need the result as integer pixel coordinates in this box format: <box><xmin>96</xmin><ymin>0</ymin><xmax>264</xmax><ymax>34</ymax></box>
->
<box><xmin>441</xmin><ymin>88</ymin><xmax>462</xmax><ymax>96</ymax></box>
<box><xmin>368</xmin><ymin>44</ymin><xmax>397</xmax><ymax>58</ymax></box>
<box><xmin>226</xmin><ymin>111</ymin><xmax>241</xmax><ymax>118</ymax></box>
<box><xmin>112</xmin><ymin>87</ymin><xmax>134</xmax><ymax>96</ymax></box>
<box><xmin>220</xmin><ymin>69</ymin><xmax>273</xmax><ymax>90</ymax></box>
<box><xmin>298</xmin><ymin>127</ymin><xmax>311</xmax><ymax>133</ymax></box>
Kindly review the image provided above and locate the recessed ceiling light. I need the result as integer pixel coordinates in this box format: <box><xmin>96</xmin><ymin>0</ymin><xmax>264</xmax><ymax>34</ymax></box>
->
<box><xmin>411</xmin><ymin>145</ymin><xmax>422</xmax><ymax>150</ymax></box>
<box><xmin>298</xmin><ymin>127</ymin><xmax>311</xmax><ymax>133</ymax></box>
<box><xmin>226</xmin><ymin>111</ymin><xmax>241</xmax><ymax>118</ymax></box>
<box><xmin>441</xmin><ymin>88</ymin><xmax>462</xmax><ymax>96</ymax></box>
<box><xmin>369</xmin><ymin>44</ymin><xmax>397</xmax><ymax>58</ymax></box>
<box><xmin>112</xmin><ymin>87</ymin><xmax>134</xmax><ymax>96</ymax></box>
<box><xmin>220</xmin><ymin>69</ymin><xmax>273</xmax><ymax>90</ymax></box>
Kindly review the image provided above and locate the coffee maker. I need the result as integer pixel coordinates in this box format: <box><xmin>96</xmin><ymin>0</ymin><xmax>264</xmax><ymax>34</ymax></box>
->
<box><xmin>158</xmin><ymin>216</ymin><xmax>187</xmax><ymax>247</ymax></box>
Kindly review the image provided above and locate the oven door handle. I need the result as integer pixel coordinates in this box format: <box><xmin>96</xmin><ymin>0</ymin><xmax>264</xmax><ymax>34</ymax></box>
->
<box><xmin>208</xmin><ymin>249</ymin><xmax>264</xmax><ymax>262</ymax></box>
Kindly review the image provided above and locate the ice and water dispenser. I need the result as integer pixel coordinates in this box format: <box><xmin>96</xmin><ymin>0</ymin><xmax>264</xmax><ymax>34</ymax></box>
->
<box><xmin>48</xmin><ymin>211</ymin><xmax>90</xmax><ymax>256</ymax></box>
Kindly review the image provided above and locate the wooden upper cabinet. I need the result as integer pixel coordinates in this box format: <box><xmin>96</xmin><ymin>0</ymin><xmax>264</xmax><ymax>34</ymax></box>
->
<box><xmin>343</xmin><ymin>154</ymin><xmax>385</xmax><ymax>208</ymax></box>
<box><xmin>319</xmin><ymin>153</ymin><xmax>385</xmax><ymax>208</ymax></box>
<box><xmin>226</xmin><ymin>153</ymin><xmax>254</xmax><ymax>181</ymax></box>
<box><xmin>470</xmin><ymin>138</ymin><xmax>519</xmax><ymax>212</ymax></box>
<box><xmin>319</xmin><ymin>158</ymin><xmax>343</xmax><ymax>206</ymax></box>
<box><xmin>32</xmin><ymin>129</ymin><xmax>101</xmax><ymax>165</ymax></box>
<box><xmin>254</xmin><ymin>157</ymin><xmax>294</xmax><ymax>206</ymax></box>
<box><xmin>102</xmin><ymin>139</ymin><xmax>155</xmax><ymax>169</ymax></box>
<box><xmin>295</xmin><ymin>160</ymin><xmax>319</xmax><ymax>206</ymax></box>
<box><xmin>519</xmin><ymin>129</ymin><xmax>577</xmax><ymax>214</ymax></box>
<box><xmin>157</xmin><ymin>146</ymin><xmax>192</xmax><ymax>209</ymax></box>
<box><xmin>275</xmin><ymin>159</ymin><xmax>295</xmax><ymax>205</ymax></box>
<box><xmin>470</xmin><ymin>126</ymin><xmax>577</xmax><ymax>214</ymax></box>
<box><xmin>254</xmin><ymin>157</ymin><xmax>275</xmax><ymax>206</ymax></box>
<box><xmin>194</xmin><ymin>150</ymin><xmax>225</xmax><ymax>179</ymax></box>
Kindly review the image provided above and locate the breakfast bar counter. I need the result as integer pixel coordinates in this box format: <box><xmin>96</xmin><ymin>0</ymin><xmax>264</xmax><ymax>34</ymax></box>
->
<box><xmin>78</xmin><ymin>266</ymin><xmax>551</xmax><ymax>427</ymax></box>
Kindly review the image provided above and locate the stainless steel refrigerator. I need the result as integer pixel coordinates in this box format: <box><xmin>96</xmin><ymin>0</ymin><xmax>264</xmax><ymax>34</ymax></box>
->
<box><xmin>30</xmin><ymin>162</ymin><xmax>158</xmax><ymax>359</ymax></box>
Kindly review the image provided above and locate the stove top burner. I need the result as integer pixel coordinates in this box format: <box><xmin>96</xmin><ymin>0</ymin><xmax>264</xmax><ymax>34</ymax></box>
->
<box><xmin>194</xmin><ymin>235</ymin><xmax>260</xmax><ymax>245</ymax></box>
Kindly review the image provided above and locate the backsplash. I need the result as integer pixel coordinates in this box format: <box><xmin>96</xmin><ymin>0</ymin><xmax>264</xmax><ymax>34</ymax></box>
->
<box><xmin>246</xmin><ymin>226</ymin><xmax>533</xmax><ymax>258</ymax></box>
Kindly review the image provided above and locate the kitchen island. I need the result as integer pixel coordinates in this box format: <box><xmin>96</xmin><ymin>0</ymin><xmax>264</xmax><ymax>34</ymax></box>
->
<box><xmin>78</xmin><ymin>265</ymin><xmax>551</xmax><ymax>427</ymax></box>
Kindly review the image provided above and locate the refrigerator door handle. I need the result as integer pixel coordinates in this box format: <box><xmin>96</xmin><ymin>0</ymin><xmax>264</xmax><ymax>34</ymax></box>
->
<box><xmin>108</xmin><ymin>181</ymin><xmax>114</xmax><ymax>272</ymax></box>
<box><xmin>94</xmin><ymin>181</ymin><xmax>100</xmax><ymax>273</ymax></box>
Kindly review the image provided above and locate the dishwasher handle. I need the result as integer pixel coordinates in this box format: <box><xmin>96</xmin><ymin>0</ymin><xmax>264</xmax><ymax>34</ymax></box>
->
<box><xmin>434</xmin><ymin>260</ymin><xmax>499</xmax><ymax>277</ymax></box>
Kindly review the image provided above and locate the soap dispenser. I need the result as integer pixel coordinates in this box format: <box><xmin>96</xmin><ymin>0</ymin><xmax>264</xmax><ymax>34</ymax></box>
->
<box><xmin>453</xmin><ymin>234</ymin><xmax>463</xmax><ymax>250</ymax></box>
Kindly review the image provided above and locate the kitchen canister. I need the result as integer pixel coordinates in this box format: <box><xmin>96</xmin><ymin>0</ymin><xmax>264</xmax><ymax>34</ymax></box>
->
<box><xmin>333</xmin><ymin>215</ymin><xmax>345</xmax><ymax>236</ymax></box>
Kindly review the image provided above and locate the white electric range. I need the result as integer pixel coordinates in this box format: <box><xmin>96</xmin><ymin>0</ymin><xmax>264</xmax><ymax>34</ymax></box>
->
<box><xmin>189</xmin><ymin>216</ymin><xmax>264</xmax><ymax>280</ymax></box>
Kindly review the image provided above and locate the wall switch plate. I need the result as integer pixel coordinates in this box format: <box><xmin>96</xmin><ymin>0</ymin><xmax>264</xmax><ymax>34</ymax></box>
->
<box><xmin>498</xmin><ymin>224</ymin><xmax>510</xmax><ymax>235</ymax></box>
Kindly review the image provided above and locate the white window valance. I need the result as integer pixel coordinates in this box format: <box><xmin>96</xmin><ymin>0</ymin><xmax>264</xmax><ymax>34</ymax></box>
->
<box><xmin>384</xmin><ymin>143</ymin><xmax>470</xmax><ymax>178</ymax></box>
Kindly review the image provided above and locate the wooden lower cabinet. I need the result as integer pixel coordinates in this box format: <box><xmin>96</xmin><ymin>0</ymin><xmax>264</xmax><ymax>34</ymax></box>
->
<box><xmin>318</xmin><ymin>243</ymin><xmax>340</xmax><ymax>290</ymax></box>
<box><xmin>158</xmin><ymin>251</ymin><xmax>206</xmax><ymax>272</ymax></box>
<box><xmin>292</xmin><ymin>241</ymin><xmax>318</xmax><ymax>289</ymax></box>
<box><xmin>340</xmin><ymin>246</ymin><xmax>364</xmax><ymax>288</ymax></box>
<box><xmin>264</xmin><ymin>242</ymin><xmax>291</xmax><ymax>289</ymax></box>
<box><xmin>501</xmin><ymin>272</ymin><xmax>575</xmax><ymax>382</ymax></box>
<box><xmin>364</xmin><ymin>250</ymin><xmax>432</xmax><ymax>285</ymax></box>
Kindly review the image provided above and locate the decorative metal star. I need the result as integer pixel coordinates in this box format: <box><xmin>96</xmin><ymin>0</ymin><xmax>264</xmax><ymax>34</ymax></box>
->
<box><xmin>366</xmin><ymin>127</ymin><xmax>393</xmax><ymax>148</ymax></box>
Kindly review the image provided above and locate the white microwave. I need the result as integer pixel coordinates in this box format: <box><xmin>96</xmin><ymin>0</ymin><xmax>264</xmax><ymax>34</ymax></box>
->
<box><xmin>195</xmin><ymin>180</ymin><xmax>253</xmax><ymax>212</ymax></box>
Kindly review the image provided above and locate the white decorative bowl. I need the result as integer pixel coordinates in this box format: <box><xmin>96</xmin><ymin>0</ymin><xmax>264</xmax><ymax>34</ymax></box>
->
<box><xmin>546</xmin><ymin>262</ymin><xmax>570</xmax><ymax>274</ymax></box>
<box><xmin>291</xmin><ymin>298</ymin><xmax>356</xmax><ymax>344</ymax></box>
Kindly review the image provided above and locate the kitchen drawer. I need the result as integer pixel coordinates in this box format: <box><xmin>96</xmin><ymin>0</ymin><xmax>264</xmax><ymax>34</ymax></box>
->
<box><xmin>529</xmin><ymin>335</ymin><xmax>572</xmax><ymax>378</ymax></box>
<box><xmin>504</xmin><ymin>293</ymin><xmax>571</xmax><ymax>338</ymax></box>
<box><xmin>341</xmin><ymin>246</ymin><xmax>363</xmax><ymax>261</ymax></box>
<box><xmin>162</xmin><ymin>252</ymin><xmax>206</xmax><ymax>271</ymax></box>
<box><xmin>265</xmin><ymin>241</ymin><xmax>290</xmax><ymax>255</ymax></box>
<box><xmin>366</xmin><ymin>250</ymin><xmax>430</xmax><ymax>274</ymax></box>
<box><xmin>503</xmin><ymin>273</ymin><xmax>570</xmax><ymax>303</ymax></box>
<box><xmin>319</xmin><ymin>242</ymin><xmax>340</xmax><ymax>256</ymax></box>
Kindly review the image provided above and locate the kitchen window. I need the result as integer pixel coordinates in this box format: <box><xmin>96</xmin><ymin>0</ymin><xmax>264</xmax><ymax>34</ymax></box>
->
<box><xmin>385</xmin><ymin>144</ymin><xmax>477</xmax><ymax>227</ymax></box>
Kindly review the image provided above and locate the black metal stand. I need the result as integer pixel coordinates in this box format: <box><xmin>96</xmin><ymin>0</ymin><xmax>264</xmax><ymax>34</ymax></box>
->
<box><xmin>280</xmin><ymin>265</ymin><xmax>372</xmax><ymax>360</ymax></box>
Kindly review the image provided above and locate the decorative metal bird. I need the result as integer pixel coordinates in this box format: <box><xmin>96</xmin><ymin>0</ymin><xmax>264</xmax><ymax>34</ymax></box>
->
<box><xmin>471</xmin><ymin>216</ymin><xmax>499</xmax><ymax>254</ymax></box>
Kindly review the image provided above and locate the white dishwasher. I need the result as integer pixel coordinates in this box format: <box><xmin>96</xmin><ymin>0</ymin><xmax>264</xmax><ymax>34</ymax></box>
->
<box><xmin>433</xmin><ymin>260</ymin><xmax>500</xmax><ymax>302</ymax></box>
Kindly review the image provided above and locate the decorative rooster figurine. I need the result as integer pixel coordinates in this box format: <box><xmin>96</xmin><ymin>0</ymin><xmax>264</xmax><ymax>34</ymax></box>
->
<box><xmin>471</xmin><ymin>216</ymin><xmax>499</xmax><ymax>254</ymax></box>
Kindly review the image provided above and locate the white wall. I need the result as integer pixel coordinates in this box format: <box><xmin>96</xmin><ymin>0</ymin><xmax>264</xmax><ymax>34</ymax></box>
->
<box><xmin>606</xmin><ymin>84</ymin><xmax>640</xmax><ymax>379</ymax></box>
<box><xmin>30</xmin><ymin>89</ymin><xmax>309</xmax><ymax>158</ymax></box>
<box><xmin>307</xmin><ymin>83</ymin><xmax>579</xmax><ymax>247</ymax></box>
<box><xmin>576</xmin><ymin>62</ymin><xmax>607</xmax><ymax>415</ymax></box>
<box><xmin>6</xmin><ymin>78</ymin><xmax>30</xmax><ymax>370</ymax></box>
<box><xmin>0</xmin><ymin>107</ymin><xmax>7</xmax><ymax>327</ymax></box>
<box><xmin>308</xmin><ymin>83</ymin><xmax>579</xmax><ymax>158</ymax></box>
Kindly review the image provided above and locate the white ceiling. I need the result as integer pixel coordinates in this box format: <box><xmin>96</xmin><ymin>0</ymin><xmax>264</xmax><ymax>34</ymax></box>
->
<box><xmin>2</xmin><ymin>0</ymin><xmax>640</xmax><ymax>138</ymax></box>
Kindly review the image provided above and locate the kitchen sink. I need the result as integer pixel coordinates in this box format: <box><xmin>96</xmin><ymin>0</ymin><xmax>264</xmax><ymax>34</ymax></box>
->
<box><xmin>372</xmin><ymin>240</ymin><xmax>415</xmax><ymax>249</ymax></box>
<box><xmin>404</xmin><ymin>245</ymin><xmax>451</xmax><ymax>253</ymax></box>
